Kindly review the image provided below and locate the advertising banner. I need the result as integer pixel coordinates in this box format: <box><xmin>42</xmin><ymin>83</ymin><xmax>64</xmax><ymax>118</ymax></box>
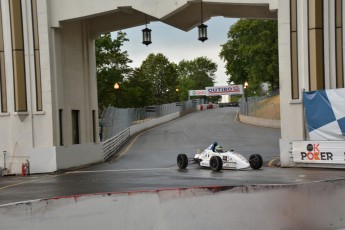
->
<box><xmin>292</xmin><ymin>141</ymin><xmax>345</xmax><ymax>164</ymax></box>
<box><xmin>205</xmin><ymin>85</ymin><xmax>243</xmax><ymax>96</ymax></box>
<box><xmin>189</xmin><ymin>90</ymin><xmax>207</xmax><ymax>96</ymax></box>
<box><xmin>303</xmin><ymin>88</ymin><xmax>345</xmax><ymax>140</ymax></box>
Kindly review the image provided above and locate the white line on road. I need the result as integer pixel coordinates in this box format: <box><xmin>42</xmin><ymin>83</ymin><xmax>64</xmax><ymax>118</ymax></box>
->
<box><xmin>68</xmin><ymin>167</ymin><xmax>176</xmax><ymax>174</ymax></box>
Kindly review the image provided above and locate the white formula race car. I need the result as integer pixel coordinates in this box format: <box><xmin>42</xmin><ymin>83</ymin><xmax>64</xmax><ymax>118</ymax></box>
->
<box><xmin>177</xmin><ymin>142</ymin><xmax>263</xmax><ymax>172</ymax></box>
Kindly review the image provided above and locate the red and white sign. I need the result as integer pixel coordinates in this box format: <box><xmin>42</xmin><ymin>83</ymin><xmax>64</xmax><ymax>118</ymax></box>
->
<box><xmin>205</xmin><ymin>85</ymin><xmax>243</xmax><ymax>96</ymax></box>
<box><xmin>189</xmin><ymin>90</ymin><xmax>207</xmax><ymax>96</ymax></box>
<box><xmin>292</xmin><ymin>141</ymin><xmax>345</xmax><ymax>164</ymax></box>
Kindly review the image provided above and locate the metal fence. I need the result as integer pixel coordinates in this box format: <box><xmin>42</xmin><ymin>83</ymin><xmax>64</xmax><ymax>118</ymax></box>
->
<box><xmin>100</xmin><ymin>100</ymin><xmax>198</xmax><ymax>142</ymax></box>
<box><xmin>102</xmin><ymin>128</ymin><xmax>130</xmax><ymax>161</ymax></box>
<box><xmin>239</xmin><ymin>92</ymin><xmax>280</xmax><ymax>120</ymax></box>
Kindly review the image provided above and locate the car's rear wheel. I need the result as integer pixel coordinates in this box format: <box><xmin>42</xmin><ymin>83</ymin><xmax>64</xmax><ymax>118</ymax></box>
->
<box><xmin>209</xmin><ymin>156</ymin><xmax>223</xmax><ymax>171</ymax></box>
<box><xmin>177</xmin><ymin>153</ymin><xmax>188</xmax><ymax>169</ymax></box>
<box><xmin>249</xmin><ymin>154</ymin><xmax>263</xmax><ymax>169</ymax></box>
<box><xmin>257</xmin><ymin>154</ymin><xmax>263</xmax><ymax>167</ymax></box>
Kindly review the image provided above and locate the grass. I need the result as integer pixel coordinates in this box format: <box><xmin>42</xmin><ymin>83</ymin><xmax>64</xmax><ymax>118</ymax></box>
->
<box><xmin>248</xmin><ymin>95</ymin><xmax>280</xmax><ymax>120</ymax></box>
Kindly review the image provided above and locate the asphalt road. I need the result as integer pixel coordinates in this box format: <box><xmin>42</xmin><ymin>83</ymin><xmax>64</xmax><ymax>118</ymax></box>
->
<box><xmin>2</xmin><ymin>107</ymin><xmax>345</xmax><ymax>205</ymax></box>
<box><xmin>102</xmin><ymin>107</ymin><xmax>281</xmax><ymax>170</ymax></box>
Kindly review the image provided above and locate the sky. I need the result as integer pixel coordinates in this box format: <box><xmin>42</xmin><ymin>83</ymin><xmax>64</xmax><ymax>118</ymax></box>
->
<box><xmin>118</xmin><ymin>17</ymin><xmax>238</xmax><ymax>86</ymax></box>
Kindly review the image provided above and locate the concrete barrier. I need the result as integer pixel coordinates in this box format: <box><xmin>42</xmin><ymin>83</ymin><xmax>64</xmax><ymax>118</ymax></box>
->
<box><xmin>129</xmin><ymin>112</ymin><xmax>180</xmax><ymax>136</ymax></box>
<box><xmin>1</xmin><ymin>182</ymin><xmax>345</xmax><ymax>230</ymax></box>
<box><xmin>239</xmin><ymin>113</ymin><xmax>281</xmax><ymax>128</ymax></box>
<box><xmin>29</xmin><ymin>143</ymin><xmax>103</xmax><ymax>174</ymax></box>
<box><xmin>197</xmin><ymin>104</ymin><xmax>219</xmax><ymax>110</ymax></box>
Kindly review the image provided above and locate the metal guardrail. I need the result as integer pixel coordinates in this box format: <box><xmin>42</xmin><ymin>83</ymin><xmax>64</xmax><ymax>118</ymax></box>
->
<box><xmin>100</xmin><ymin>100</ymin><xmax>200</xmax><ymax>161</ymax></box>
<box><xmin>102</xmin><ymin>128</ymin><xmax>130</xmax><ymax>161</ymax></box>
<box><xmin>100</xmin><ymin>100</ymin><xmax>198</xmax><ymax>141</ymax></box>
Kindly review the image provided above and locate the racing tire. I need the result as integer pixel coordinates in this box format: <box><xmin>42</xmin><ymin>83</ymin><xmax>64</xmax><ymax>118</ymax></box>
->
<box><xmin>257</xmin><ymin>154</ymin><xmax>263</xmax><ymax>167</ymax></box>
<box><xmin>249</xmin><ymin>154</ymin><xmax>263</xmax><ymax>170</ymax></box>
<box><xmin>177</xmin><ymin>153</ymin><xmax>188</xmax><ymax>169</ymax></box>
<box><xmin>209</xmin><ymin>156</ymin><xmax>223</xmax><ymax>171</ymax></box>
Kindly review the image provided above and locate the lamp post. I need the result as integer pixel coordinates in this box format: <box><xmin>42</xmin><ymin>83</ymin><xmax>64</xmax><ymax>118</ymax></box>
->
<box><xmin>244</xmin><ymin>81</ymin><xmax>249</xmax><ymax>115</ymax></box>
<box><xmin>175</xmin><ymin>88</ymin><xmax>179</xmax><ymax>102</ymax></box>
<box><xmin>244</xmin><ymin>81</ymin><xmax>249</xmax><ymax>101</ymax></box>
<box><xmin>3</xmin><ymin>151</ymin><xmax>7</xmax><ymax>174</ymax></box>
<box><xmin>114</xmin><ymin>82</ymin><xmax>120</xmax><ymax>107</ymax></box>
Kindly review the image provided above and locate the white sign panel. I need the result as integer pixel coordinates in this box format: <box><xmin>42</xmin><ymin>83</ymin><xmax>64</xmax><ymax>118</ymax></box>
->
<box><xmin>205</xmin><ymin>85</ymin><xmax>243</xmax><ymax>96</ymax></box>
<box><xmin>189</xmin><ymin>90</ymin><xmax>207</xmax><ymax>96</ymax></box>
<box><xmin>292</xmin><ymin>141</ymin><xmax>345</xmax><ymax>164</ymax></box>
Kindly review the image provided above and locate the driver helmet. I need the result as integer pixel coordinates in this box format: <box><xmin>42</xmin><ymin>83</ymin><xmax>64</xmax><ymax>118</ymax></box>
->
<box><xmin>215</xmin><ymin>146</ymin><xmax>223</xmax><ymax>153</ymax></box>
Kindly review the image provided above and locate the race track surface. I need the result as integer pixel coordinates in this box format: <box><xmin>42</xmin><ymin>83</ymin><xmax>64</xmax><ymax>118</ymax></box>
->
<box><xmin>4</xmin><ymin>108</ymin><xmax>342</xmax><ymax>206</ymax></box>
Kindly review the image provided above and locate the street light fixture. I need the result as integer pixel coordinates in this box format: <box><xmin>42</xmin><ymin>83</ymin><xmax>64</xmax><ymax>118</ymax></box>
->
<box><xmin>142</xmin><ymin>27</ymin><xmax>152</xmax><ymax>46</ymax></box>
<box><xmin>114</xmin><ymin>82</ymin><xmax>120</xmax><ymax>107</ymax></box>
<box><xmin>175</xmin><ymin>88</ymin><xmax>179</xmax><ymax>101</ymax></box>
<box><xmin>114</xmin><ymin>82</ymin><xmax>120</xmax><ymax>90</ymax></box>
<box><xmin>243</xmin><ymin>81</ymin><xmax>249</xmax><ymax>115</ymax></box>
<box><xmin>142</xmin><ymin>15</ymin><xmax>152</xmax><ymax>46</ymax></box>
<box><xmin>244</xmin><ymin>81</ymin><xmax>249</xmax><ymax>101</ymax></box>
<box><xmin>198</xmin><ymin>24</ymin><xmax>208</xmax><ymax>42</ymax></box>
<box><xmin>198</xmin><ymin>1</ymin><xmax>208</xmax><ymax>42</ymax></box>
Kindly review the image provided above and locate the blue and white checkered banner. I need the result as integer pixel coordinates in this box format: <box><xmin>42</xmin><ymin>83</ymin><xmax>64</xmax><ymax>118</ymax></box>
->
<box><xmin>303</xmin><ymin>88</ymin><xmax>345</xmax><ymax>140</ymax></box>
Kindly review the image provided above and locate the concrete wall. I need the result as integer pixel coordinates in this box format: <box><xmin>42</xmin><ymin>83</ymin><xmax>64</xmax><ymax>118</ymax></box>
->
<box><xmin>0</xmin><ymin>0</ymin><xmax>54</xmax><ymax>174</ymax></box>
<box><xmin>1</xmin><ymin>182</ymin><xmax>345</xmax><ymax>230</ymax></box>
<box><xmin>28</xmin><ymin>143</ymin><xmax>103</xmax><ymax>174</ymax></box>
<box><xmin>277</xmin><ymin>0</ymin><xmax>345</xmax><ymax>168</ymax></box>
<box><xmin>239</xmin><ymin>114</ymin><xmax>280</xmax><ymax>128</ymax></box>
<box><xmin>51</xmin><ymin>19</ymin><xmax>99</xmax><ymax>147</ymax></box>
<box><xmin>28</xmin><ymin>111</ymin><xmax>182</xmax><ymax>174</ymax></box>
<box><xmin>47</xmin><ymin>0</ymin><xmax>278</xmax><ymax>29</ymax></box>
<box><xmin>278</xmin><ymin>0</ymin><xmax>303</xmax><ymax>167</ymax></box>
<box><xmin>129</xmin><ymin>112</ymin><xmax>180</xmax><ymax>136</ymax></box>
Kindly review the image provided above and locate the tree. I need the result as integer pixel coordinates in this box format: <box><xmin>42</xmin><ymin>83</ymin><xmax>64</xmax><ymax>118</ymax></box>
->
<box><xmin>96</xmin><ymin>32</ymin><xmax>132</xmax><ymax>113</ymax></box>
<box><xmin>120</xmin><ymin>68</ymin><xmax>155</xmax><ymax>107</ymax></box>
<box><xmin>139</xmin><ymin>53</ymin><xmax>179</xmax><ymax>105</ymax></box>
<box><xmin>177</xmin><ymin>57</ymin><xmax>217</xmax><ymax>101</ymax></box>
<box><xmin>119</xmin><ymin>53</ymin><xmax>179</xmax><ymax>107</ymax></box>
<box><xmin>220</xmin><ymin>19</ymin><xmax>278</xmax><ymax>94</ymax></box>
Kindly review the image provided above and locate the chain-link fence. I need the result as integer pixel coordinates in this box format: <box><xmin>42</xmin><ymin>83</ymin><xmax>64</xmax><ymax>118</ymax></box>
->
<box><xmin>239</xmin><ymin>92</ymin><xmax>280</xmax><ymax>120</ymax></box>
<box><xmin>100</xmin><ymin>100</ymin><xmax>198</xmax><ymax>141</ymax></box>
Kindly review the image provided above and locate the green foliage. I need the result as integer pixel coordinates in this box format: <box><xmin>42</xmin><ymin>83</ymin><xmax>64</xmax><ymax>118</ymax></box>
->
<box><xmin>120</xmin><ymin>68</ymin><xmax>155</xmax><ymax>107</ymax></box>
<box><xmin>95</xmin><ymin>33</ymin><xmax>218</xmax><ymax>110</ymax></box>
<box><xmin>177</xmin><ymin>57</ymin><xmax>217</xmax><ymax>101</ymax></box>
<box><xmin>122</xmin><ymin>53</ymin><xmax>179</xmax><ymax>106</ymax></box>
<box><xmin>96</xmin><ymin>32</ymin><xmax>133</xmax><ymax>114</ymax></box>
<box><xmin>119</xmin><ymin>55</ymin><xmax>218</xmax><ymax>106</ymax></box>
<box><xmin>96</xmin><ymin>20</ymin><xmax>278</xmax><ymax>111</ymax></box>
<box><xmin>220</xmin><ymin>19</ymin><xmax>279</xmax><ymax>94</ymax></box>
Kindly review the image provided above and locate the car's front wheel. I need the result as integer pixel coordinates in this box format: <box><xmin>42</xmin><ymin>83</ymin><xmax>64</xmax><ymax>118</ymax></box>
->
<box><xmin>177</xmin><ymin>153</ymin><xmax>188</xmax><ymax>169</ymax></box>
<box><xmin>249</xmin><ymin>154</ymin><xmax>263</xmax><ymax>169</ymax></box>
<box><xmin>209</xmin><ymin>156</ymin><xmax>223</xmax><ymax>171</ymax></box>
